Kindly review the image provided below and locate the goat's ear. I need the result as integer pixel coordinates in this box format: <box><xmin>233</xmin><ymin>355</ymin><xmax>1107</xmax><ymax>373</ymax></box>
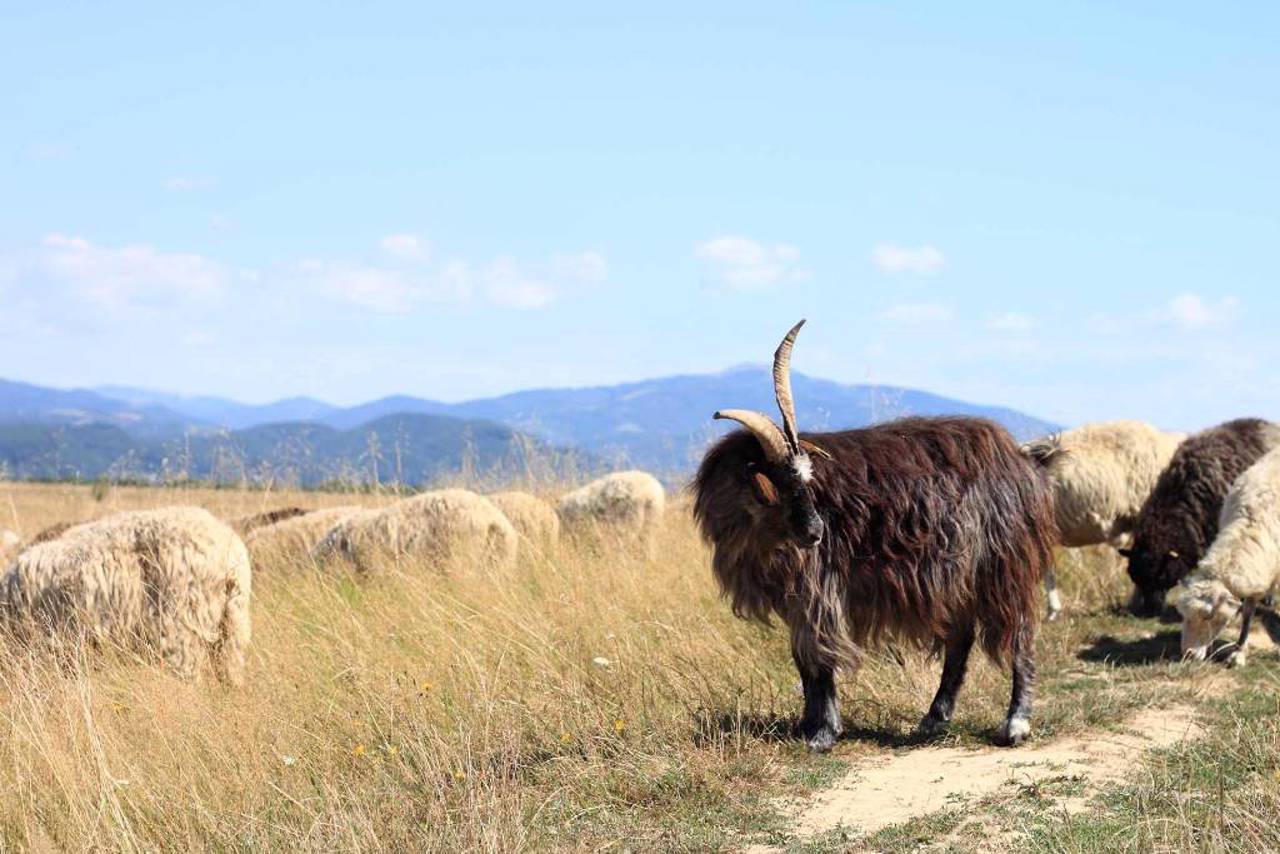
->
<box><xmin>750</xmin><ymin>471</ymin><xmax>780</xmax><ymax>506</ymax></box>
<box><xmin>1117</xmin><ymin>547</ymin><xmax>1132</xmax><ymax>558</ymax></box>
<box><xmin>799</xmin><ymin>439</ymin><xmax>832</xmax><ymax>461</ymax></box>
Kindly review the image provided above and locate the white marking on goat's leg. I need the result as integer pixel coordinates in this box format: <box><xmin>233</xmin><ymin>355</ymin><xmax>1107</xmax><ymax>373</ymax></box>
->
<box><xmin>917</xmin><ymin>626</ymin><xmax>975</xmax><ymax>737</ymax></box>
<box><xmin>998</xmin><ymin>622</ymin><xmax>1035</xmax><ymax>747</ymax></box>
<box><xmin>1044</xmin><ymin>567</ymin><xmax>1062</xmax><ymax>621</ymax></box>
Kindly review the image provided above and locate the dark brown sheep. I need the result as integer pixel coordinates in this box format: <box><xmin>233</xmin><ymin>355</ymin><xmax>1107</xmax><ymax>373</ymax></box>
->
<box><xmin>230</xmin><ymin>506</ymin><xmax>312</xmax><ymax>536</ymax></box>
<box><xmin>1123</xmin><ymin>417</ymin><xmax>1280</xmax><ymax>616</ymax></box>
<box><xmin>693</xmin><ymin>322</ymin><xmax>1057</xmax><ymax>750</ymax></box>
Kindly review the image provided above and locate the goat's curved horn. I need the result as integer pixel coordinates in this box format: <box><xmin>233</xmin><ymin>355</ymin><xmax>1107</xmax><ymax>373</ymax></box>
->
<box><xmin>773</xmin><ymin>319</ymin><xmax>805</xmax><ymax>453</ymax></box>
<box><xmin>714</xmin><ymin>409</ymin><xmax>790</xmax><ymax>462</ymax></box>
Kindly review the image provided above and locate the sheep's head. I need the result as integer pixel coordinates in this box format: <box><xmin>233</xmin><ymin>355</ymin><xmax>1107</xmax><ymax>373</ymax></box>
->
<box><xmin>1122</xmin><ymin>534</ymin><xmax>1194</xmax><ymax>617</ymax></box>
<box><xmin>1176</xmin><ymin>577</ymin><xmax>1239</xmax><ymax>660</ymax></box>
<box><xmin>709</xmin><ymin>320</ymin><xmax>828</xmax><ymax>552</ymax></box>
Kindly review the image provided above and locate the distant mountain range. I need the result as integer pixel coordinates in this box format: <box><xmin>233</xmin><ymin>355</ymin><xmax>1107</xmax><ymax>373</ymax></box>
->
<box><xmin>0</xmin><ymin>371</ymin><xmax>1060</xmax><ymax>485</ymax></box>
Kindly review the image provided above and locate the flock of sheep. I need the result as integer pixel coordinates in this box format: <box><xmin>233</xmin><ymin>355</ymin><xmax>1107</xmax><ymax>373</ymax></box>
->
<box><xmin>1</xmin><ymin>320</ymin><xmax>1277</xmax><ymax>760</ymax></box>
<box><xmin>0</xmin><ymin>470</ymin><xmax>666</xmax><ymax>684</ymax></box>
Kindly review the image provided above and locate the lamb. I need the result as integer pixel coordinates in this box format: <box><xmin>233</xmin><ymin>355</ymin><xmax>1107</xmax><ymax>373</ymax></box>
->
<box><xmin>693</xmin><ymin>321</ymin><xmax>1056</xmax><ymax>750</ymax></box>
<box><xmin>0</xmin><ymin>507</ymin><xmax>251</xmax><ymax>683</ymax></box>
<box><xmin>1177</xmin><ymin>446</ymin><xmax>1280</xmax><ymax>667</ymax></box>
<box><xmin>1023</xmin><ymin>421</ymin><xmax>1184</xmax><ymax>619</ymax></box>
<box><xmin>1124</xmin><ymin>418</ymin><xmax>1280</xmax><ymax>616</ymax></box>
<box><xmin>313</xmin><ymin>489</ymin><xmax>518</xmax><ymax>573</ymax></box>
<box><xmin>557</xmin><ymin>471</ymin><xmax>665</xmax><ymax>546</ymax></box>
<box><xmin>488</xmin><ymin>491</ymin><xmax>560</xmax><ymax>549</ymax></box>
<box><xmin>245</xmin><ymin>506</ymin><xmax>366</xmax><ymax>562</ymax></box>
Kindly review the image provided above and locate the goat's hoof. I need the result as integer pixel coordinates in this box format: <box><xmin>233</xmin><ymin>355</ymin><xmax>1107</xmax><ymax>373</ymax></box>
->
<box><xmin>1227</xmin><ymin>649</ymin><xmax>1248</xmax><ymax>669</ymax></box>
<box><xmin>996</xmin><ymin>716</ymin><xmax>1031</xmax><ymax>747</ymax></box>
<box><xmin>801</xmin><ymin>725</ymin><xmax>838</xmax><ymax>753</ymax></box>
<box><xmin>915</xmin><ymin>714</ymin><xmax>950</xmax><ymax>738</ymax></box>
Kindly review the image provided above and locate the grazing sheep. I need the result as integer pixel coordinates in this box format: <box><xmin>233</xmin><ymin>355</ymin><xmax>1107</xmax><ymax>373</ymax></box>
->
<box><xmin>230</xmin><ymin>506</ymin><xmax>311</xmax><ymax>536</ymax></box>
<box><xmin>0</xmin><ymin>507</ymin><xmax>251</xmax><ymax>683</ymax></box>
<box><xmin>313</xmin><ymin>489</ymin><xmax>518</xmax><ymax>573</ymax></box>
<box><xmin>488</xmin><ymin>491</ymin><xmax>560</xmax><ymax>549</ymax></box>
<box><xmin>1177</xmin><ymin>447</ymin><xmax>1280</xmax><ymax>667</ymax></box>
<box><xmin>1023</xmin><ymin>421</ymin><xmax>1184</xmax><ymax>619</ymax></box>
<box><xmin>557</xmin><ymin>471</ymin><xmax>665</xmax><ymax>546</ymax></box>
<box><xmin>245</xmin><ymin>506</ymin><xmax>365</xmax><ymax>562</ymax></box>
<box><xmin>694</xmin><ymin>321</ymin><xmax>1056</xmax><ymax>750</ymax></box>
<box><xmin>1125</xmin><ymin>418</ymin><xmax>1280</xmax><ymax>616</ymax></box>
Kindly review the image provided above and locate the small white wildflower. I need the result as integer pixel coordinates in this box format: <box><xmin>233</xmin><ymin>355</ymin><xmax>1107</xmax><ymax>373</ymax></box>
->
<box><xmin>592</xmin><ymin>656</ymin><xmax>612</xmax><ymax>669</ymax></box>
<box><xmin>280</xmin><ymin>755</ymin><xmax>296</xmax><ymax>766</ymax></box>
<box><xmin>793</xmin><ymin>682</ymin><xmax>804</xmax><ymax>696</ymax></box>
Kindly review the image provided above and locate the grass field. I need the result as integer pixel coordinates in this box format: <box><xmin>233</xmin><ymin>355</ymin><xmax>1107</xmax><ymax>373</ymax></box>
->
<box><xmin>0</xmin><ymin>480</ymin><xmax>1278</xmax><ymax>852</ymax></box>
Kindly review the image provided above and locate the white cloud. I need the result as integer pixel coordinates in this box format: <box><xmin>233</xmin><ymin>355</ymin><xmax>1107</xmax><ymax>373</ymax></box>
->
<box><xmin>872</xmin><ymin>244</ymin><xmax>945</xmax><ymax>274</ymax></box>
<box><xmin>695</xmin><ymin>236</ymin><xmax>807</xmax><ymax>290</ymax></box>
<box><xmin>877</xmin><ymin>302</ymin><xmax>952</xmax><ymax>324</ymax></box>
<box><xmin>38</xmin><ymin>233</ymin><xmax>224</xmax><ymax>308</ymax></box>
<box><xmin>379</xmin><ymin>233</ymin><xmax>429</xmax><ymax>262</ymax></box>
<box><xmin>483</xmin><ymin>258</ymin><xmax>557</xmax><ymax>310</ymax></box>
<box><xmin>552</xmin><ymin>250</ymin><xmax>608</xmax><ymax>284</ymax></box>
<box><xmin>986</xmin><ymin>312</ymin><xmax>1034</xmax><ymax>335</ymax></box>
<box><xmin>299</xmin><ymin>258</ymin><xmax>471</xmax><ymax>314</ymax></box>
<box><xmin>1157</xmin><ymin>293</ymin><xmax>1239</xmax><ymax>329</ymax></box>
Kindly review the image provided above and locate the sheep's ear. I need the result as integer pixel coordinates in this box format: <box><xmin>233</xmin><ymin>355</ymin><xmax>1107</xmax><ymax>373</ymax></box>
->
<box><xmin>750</xmin><ymin>471</ymin><xmax>780</xmax><ymax>506</ymax></box>
<box><xmin>799</xmin><ymin>439</ymin><xmax>833</xmax><ymax>461</ymax></box>
<box><xmin>1117</xmin><ymin>547</ymin><xmax>1133</xmax><ymax>558</ymax></box>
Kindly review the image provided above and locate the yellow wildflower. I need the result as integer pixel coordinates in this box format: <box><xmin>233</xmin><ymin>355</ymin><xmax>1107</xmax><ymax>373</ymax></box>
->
<box><xmin>352</xmin><ymin>744</ymin><xmax>367</xmax><ymax>757</ymax></box>
<box><xmin>613</xmin><ymin>719</ymin><xmax>626</xmax><ymax>734</ymax></box>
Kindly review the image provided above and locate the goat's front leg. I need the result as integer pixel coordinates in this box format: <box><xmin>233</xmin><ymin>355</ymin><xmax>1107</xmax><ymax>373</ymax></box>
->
<box><xmin>790</xmin><ymin>625</ymin><xmax>842</xmax><ymax>753</ymax></box>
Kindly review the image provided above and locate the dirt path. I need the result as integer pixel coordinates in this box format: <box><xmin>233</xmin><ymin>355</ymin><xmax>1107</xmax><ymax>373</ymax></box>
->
<box><xmin>776</xmin><ymin>704</ymin><xmax>1202</xmax><ymax>844</ymax></box>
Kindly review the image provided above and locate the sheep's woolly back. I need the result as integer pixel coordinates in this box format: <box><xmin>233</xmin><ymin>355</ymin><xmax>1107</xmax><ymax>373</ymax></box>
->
<box><xmin>1029</xmin><ymin>420</ymin><xmax>1183</xmax><ymax>547</ymax></box>
<box><xmin>557</xmin><ymin>470</ymin><xmax>666</xmax><ymax>540</ymax></box>
<box><xmin>246</xmin><ymin>506</ymin><xmax>364</xmax><ymax>562</ymax></box>
<box><xmin>1190</xmin><ymin>446</ymin><xmax>1280</xmax><ymax>601</ymax></box>
<box><xmin>0</xmin><ymin>507</ymin><xmax>252</xmax><ymax>683</ymax></box>
<box><xmin>488</xmin><ymin>491</ymin><xmax>560</xmax><ymax>548</ymax></box>
<box><xmin>312</xmin><ymin>490</ymin><xmax>518</xmax><ymax>573</ymax></box>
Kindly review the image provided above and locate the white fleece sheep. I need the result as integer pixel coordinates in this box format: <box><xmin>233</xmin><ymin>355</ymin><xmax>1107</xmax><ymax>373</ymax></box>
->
<box><xmin>488</xmin><ymin>491</ymin><xmax>560</xmax><ymax>549</ymax></box>
<box><xmin>1177</xmin><ymin>446</ymin><xmax>1280</xmax><ymax>667</ymax></box>
<box><xmin>1025</xmin><ymin>420</ymin><xmax>1184</xmax><ymax>619</ymax></box>
<box><xmin>557</xmin><ymin>470</ymin><xmax>665</xmax><ymax>547</ymax></box>
<box><xmin>312</xmin><ymin>489</ymin><xmax>518</xmax><ymax>573</ymax></box>
<box><xmin>245</xmin><ymin>506</ymin><xmax>366</xmax><ymax>562</ymax></box>
<box><xmin>0</xmin><ymin>507</ymin><xmax>252</xmax><ymax>683</ymax></box>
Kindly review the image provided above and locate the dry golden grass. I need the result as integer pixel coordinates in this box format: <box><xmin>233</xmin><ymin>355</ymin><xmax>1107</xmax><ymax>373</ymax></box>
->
<box><xmin>0</xmin><ymin>481</ymin><xmax>1277</xmax><ymax>852</ymax></box>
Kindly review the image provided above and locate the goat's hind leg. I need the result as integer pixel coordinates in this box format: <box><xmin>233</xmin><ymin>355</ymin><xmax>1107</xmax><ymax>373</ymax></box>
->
<box><xmin>917</xmin><ymin>626</ymin><xmax>975</xmax><ymax>737</ymax></box>
<box><xmin>996</xmin><ymin>621</ymin><xmax>1035</xmax><ymax>747</ymax></box>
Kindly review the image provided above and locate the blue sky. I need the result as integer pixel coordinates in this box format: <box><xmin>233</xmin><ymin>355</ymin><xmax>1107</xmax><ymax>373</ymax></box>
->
<box><xmin>1</xmin><ymin>2</ymin><xmax>1276</xmax><ymax>430</ymax></box>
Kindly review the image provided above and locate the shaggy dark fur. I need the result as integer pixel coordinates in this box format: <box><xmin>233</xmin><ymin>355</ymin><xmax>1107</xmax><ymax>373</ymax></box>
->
<box><xmin>1125</xmin><ymin>417</ymin><xmax>1280</xmax><ymax>615</ymax></box>
<box><xmin>231</xmin><ymin>507</ymin><xmax>311</xmax><ymax>536</ymax></box>
<box><xmin>693</xmin><ymin>416</ymin><xmax>1057</xmax><ymax>749</ymax></box>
